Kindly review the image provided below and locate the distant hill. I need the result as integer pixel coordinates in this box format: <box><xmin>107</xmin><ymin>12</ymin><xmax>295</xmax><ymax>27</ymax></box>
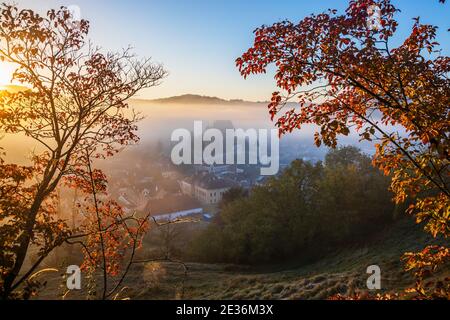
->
<box><xmin>131</xmin><ymin>94</ymin><xmax>268</xmax><ymax>105</ymax></box>
<box><xmin>0</xmin><ymin>84</ymin><xmax>30</xmax><ymax>93</ymax></box>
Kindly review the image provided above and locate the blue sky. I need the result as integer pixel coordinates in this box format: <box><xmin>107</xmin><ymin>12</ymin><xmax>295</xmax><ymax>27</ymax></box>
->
<box><xmin>15</xmin><ymin>0</ymin><xmax>450</xmax><ymax>101</ymax></box>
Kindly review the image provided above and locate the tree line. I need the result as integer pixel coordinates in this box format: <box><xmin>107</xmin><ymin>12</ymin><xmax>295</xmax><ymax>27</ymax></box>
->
<box><xmin>190</xmin><ymin>147</ymin><xmax>395</xmax><ymax>264</ymax></box>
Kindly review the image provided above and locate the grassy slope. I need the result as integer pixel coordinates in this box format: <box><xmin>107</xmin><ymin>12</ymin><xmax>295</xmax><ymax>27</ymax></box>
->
<box><xmin>129</xmin><ymin>218</ymin><xmax>444</xmax><ymax>300</ymax></box>
<box><xmin>38</xmin><ymin>218</ymin><xmax>446</xmax><ymax>300</ymax></box>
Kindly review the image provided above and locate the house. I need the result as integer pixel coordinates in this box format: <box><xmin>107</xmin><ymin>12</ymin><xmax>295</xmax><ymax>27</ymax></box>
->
<box><xmin>143</xmin><ymin>194</ymin><xmax>203</xmax><ymax>222</ymax></box>
<box><xmin>180</xmin><ymin>172</ymin><xmax>235</xmax><ymax>204</ymax></box>
<box><xmin>194</xmin><ymin>164</ymin><xmax>237</xmax><ymax>175</ymax></box>
<box><xmin>162</xmin><ymin>170</ymin><xmax>179</xmax><ymax>180</ymax></box>
<box><xmin>115</xmin><ymin>181</ymin><xmax>157</xmax><ymax>213</ymax></box>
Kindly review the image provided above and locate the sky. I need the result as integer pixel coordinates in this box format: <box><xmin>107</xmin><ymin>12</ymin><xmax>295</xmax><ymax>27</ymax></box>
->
<box><xmin>9</xmin><ymin>0</ymin><xmax>450</xmax><ymax>101</ymax></box>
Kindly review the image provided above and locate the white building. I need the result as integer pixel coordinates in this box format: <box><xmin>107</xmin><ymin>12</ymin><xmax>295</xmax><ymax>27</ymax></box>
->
<box><xmin>180</xmin><ymin>173</ymin><xmax>234</xmax><ymax>205</ymax></box>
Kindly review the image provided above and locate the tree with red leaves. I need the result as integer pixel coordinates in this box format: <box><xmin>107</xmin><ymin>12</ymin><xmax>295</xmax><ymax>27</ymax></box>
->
<box><xmin>61</xmin><ymin>150</ymin><xmax>150</xmax><ymax>300</ymax></box>
<box><xmin>0</xmin><ymin>4</ymin><xmax>165</xmax><ymax>299</ymax></box>
<box><xmin>237</xmin><ymin>0</ymin><xmax>449</xmax><ymax>298</ymax></box>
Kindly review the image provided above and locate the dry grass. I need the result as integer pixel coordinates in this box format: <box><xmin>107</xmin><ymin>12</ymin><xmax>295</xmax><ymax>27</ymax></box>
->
<box><xmin>36</xmin><ymin>218</ymin><xmax>446</xmax><ymax>300</ymax></box>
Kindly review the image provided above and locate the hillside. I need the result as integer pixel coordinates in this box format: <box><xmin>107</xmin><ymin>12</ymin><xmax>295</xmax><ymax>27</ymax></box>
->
<box><xmin>131</xmin><ymin>218</ymin><xmax>443</xmax><ymax>300</ymax></box>
<box><xmin>37</xmin><ymin>218</ymin><xmax>446</xmax><ymax>300</ymax></box>
<box><xmin>0</xmin><ymin>84</ymin><xmax>30</xmax><ymax>93</ymax></box>
<box><xmin>131</xmin><ymin>94</ymin><xmax>267</xmax><ymax>105</ymax></box>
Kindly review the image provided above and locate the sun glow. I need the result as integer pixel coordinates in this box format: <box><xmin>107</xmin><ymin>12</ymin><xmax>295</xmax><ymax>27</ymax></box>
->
<box><xmin>0</xmin><ymin>61</ymin><xmax>17</xmax><ymax>87</ymax></box>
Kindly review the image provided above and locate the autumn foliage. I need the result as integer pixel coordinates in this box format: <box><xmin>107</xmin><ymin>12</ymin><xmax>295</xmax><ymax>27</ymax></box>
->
<box><xmin>0</xmin><ymin>5</ymin><xmax>165</xmax><ymax>299</ymax></box>
<box><xmin>237</xmin><ymin>0</ymin><xmax>449</xmax><ymax>298</ymax></box>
